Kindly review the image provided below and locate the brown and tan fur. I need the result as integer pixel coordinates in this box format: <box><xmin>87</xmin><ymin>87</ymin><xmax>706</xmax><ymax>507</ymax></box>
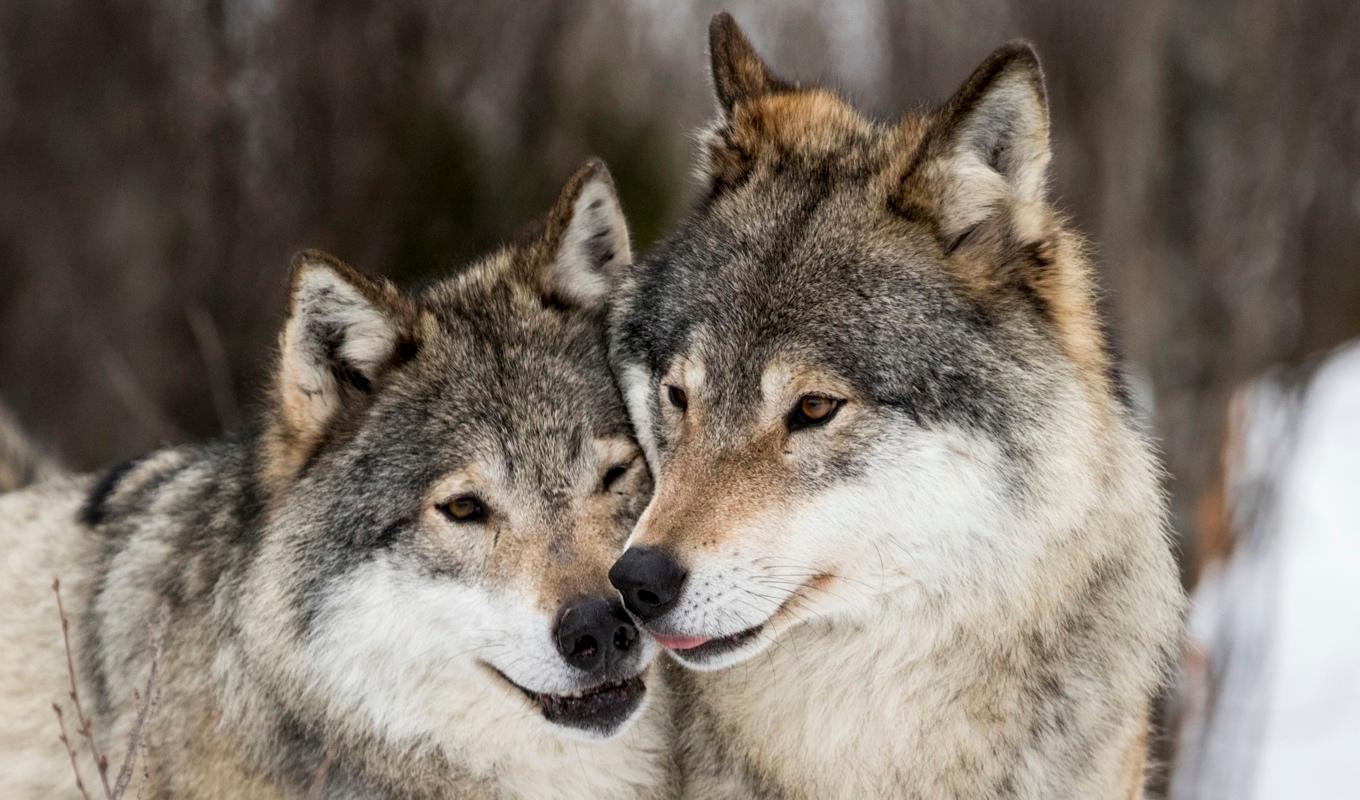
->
<box><xmin>607</xmin><ymin>15</ymin><xmax>1185</xmax><ymax>799</ymax></box>
<box><xmin>0</xmin><ymin>161</ymin><xmax>675</xmax><ymax>799</ymax></box>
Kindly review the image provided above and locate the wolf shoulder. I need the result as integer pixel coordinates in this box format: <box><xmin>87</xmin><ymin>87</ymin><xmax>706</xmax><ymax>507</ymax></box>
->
<box><xmin>0</xmin><ymin>471</ymin><xmax>98</xmax><ymax>797</ymax></box>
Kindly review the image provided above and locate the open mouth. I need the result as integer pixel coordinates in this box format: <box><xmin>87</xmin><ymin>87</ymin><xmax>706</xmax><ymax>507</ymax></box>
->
<box><xmin>486</xmin><ymin>666</ymin><xmax>647</xmax><ymax>735</ymax></box>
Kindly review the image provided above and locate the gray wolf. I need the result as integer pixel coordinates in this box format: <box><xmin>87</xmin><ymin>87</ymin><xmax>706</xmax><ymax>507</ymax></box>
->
<box><xmin>607</xmin><ymin>14</ymin><xmax>1184</xmax><ymax>799</ymax></box>
<box><xmin>0</xmin><ymin>160</ymin><xmax>674</xmax><ymax>798</ymax></box>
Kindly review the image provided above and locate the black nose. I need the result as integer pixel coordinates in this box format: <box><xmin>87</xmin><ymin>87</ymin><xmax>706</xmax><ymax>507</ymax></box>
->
<box><xmin>608</xmin><ymin>547</ymin><xmax>686</xmax><ymax>622</ymax></box>
<box><xmin>553</xmin><ymin>596</ymin><xmax>639</xmax><ymax>673</ymax></box>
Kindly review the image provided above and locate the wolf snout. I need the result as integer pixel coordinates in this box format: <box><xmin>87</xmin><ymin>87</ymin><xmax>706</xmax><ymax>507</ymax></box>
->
<box><xmin>554</xmin><ymin>596</ymin><xmax>639</xmax><ymax>673</ymax></box>
<box><xmin>609</xmin><ymin>547</ymin><xmax>687</xmax><ymax>622</ymax></box>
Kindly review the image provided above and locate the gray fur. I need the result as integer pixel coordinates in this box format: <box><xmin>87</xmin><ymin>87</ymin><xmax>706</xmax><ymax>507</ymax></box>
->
<box><xmin>0</xmin><ymin>161</ymin><xmax>674</xmax><ymax>799</ymax></box>
<box><xmin>608</xmin><ymin>14</ymin><xmax>1184</xmax><ymax>799</ymax></box>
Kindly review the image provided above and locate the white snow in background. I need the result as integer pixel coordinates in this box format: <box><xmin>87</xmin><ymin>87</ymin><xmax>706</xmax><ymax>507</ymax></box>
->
<box><xmin>1255</xmin><ymin>343</ymin><xmax>1360</xmax><ymax>796</ymax></box>
<box><xmin>1175</xmin><ymin>341</ymin><xmax>1360</xmax><ymax>799</ymax></box>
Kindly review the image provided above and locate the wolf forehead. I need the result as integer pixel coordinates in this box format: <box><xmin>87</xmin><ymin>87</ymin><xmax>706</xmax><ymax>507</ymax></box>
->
<box><xmin>426</xmin><ymin>282</ymin><xmax>621</xmax><ymax>410</ymax></box>
<box><xmin>363</xmin><ymin>277</ymin><xmax>634</xmax><ymax>463</ymax></box>
<box><xmin>611</xmin><ymin>187</ymin><xmax>1050</xmax><ymax>440</ymax></box>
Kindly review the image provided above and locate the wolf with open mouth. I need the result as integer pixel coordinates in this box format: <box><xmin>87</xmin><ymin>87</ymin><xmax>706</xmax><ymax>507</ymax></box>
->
<box><xmin>607</xmin><ymin>14</ymin><xmax>1184</xmax><ymax>800</ymax></box>
<box><xmin>0</xmin><ymin>160</ymin><xmax>673</xmax><ymax>798</ymax></box>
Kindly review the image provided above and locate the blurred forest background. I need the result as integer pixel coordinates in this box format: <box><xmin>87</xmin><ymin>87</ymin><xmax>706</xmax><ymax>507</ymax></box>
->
<box><xmin>1</xmin><ymin>1</ymin><xmax>1357</xmax><ymax>796</ymax></box>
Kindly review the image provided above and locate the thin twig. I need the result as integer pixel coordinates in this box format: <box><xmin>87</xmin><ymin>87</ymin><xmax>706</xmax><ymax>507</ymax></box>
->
<box><xmin>111</xmin><ymin>604</ymin><xmax>169</xmax><ymax>799</ymax></box>
<box><xmin>53</xmin><ymin>703</ymin><xmax>93</xmax><ymax>800</ymax></box>
<box><xmin>135</xmin><ymin>695</ymin><xmax>151</xmax><ymax>800</ymax></box>
<box><xmin>53</xmin><ymin>578</ymin><xmax>112</xmax><ymax>798</ymax></box>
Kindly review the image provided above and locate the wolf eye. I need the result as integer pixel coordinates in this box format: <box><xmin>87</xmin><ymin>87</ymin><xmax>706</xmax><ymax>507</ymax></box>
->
<box><xmin>665</xmin><ymin>385</ymin><xmax>688</xmax><ymax>412</ymax></box>
<box><xmin>600</xmin><ymin>461</ymin><xmax>632</xmax><ymax>492</ymax></box>
<box><xmin>438</xmin><ymin>495</ymin><xmax>488</xmax><ymax>523</ymax></box>
<box><xmin>787</xmin><ymin>395</ymin><xmax>843</xmax><ymax>431</ymax></box>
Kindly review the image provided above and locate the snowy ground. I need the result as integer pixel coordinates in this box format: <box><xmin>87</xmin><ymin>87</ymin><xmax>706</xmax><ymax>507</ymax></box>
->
<box><xmin>1172</xmin><ymin>342</ymin><xmax>1360</xmax><ymax>799</ymax></box>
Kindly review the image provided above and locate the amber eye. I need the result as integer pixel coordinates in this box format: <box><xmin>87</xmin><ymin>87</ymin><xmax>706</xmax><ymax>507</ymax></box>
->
<box><xmin>788</xmin><ymin>395</ymin><xmax>843</xmax><ymax>431</ymax></box>
<box><xmin>666</xmin><ymin>385</ymin><xmax>689</xmax><ymax>411</ymax></box>
<box><xmin>600</xmin><ymin>461</ymin><xmax>632</xmax><ymax>492</ymax></box>
<box><xmin>438</xmin><ymin>495</ymin><xmax>488</xmax><ymax>523</ymax></box>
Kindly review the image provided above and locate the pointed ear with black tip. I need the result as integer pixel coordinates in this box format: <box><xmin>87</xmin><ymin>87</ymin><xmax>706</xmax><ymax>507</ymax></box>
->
<box><xmin>709</xmin><ymin>12</ymin><xmax>786</xmax><ymax>116</ymax></box>
<box><xmin>531</xmin><ymin>159</ymin><xmax>632</xmax><ymax>311</ymax></box>
<box><xmin>276</xmin><ymin>251</ymin><xmax>409</xmax><ymax>448</ymax></box>
<box><xmin>900</xmin><ymin>42</ymin><xmax>1051</xmax><ymax>246</ymax></box>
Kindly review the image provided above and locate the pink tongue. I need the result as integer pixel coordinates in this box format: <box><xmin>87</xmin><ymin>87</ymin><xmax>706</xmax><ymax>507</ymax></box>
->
<box><xmin>653</xmin><ymin>633</ymin><xmax>710</xmax><ymax>651</ymax></box>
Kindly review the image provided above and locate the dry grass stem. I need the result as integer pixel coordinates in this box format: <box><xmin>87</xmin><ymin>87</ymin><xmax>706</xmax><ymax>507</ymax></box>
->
<box><xmin>53</xmin><ymin>578</ymin><xmax>112</xmax><ymax>797</ymax></box>
<box><xmin>53</xmin><ymin>577</ymin><xmax>170</xmax><ymax>800</ymax></box>
<box><xmin>111</xmin><ymin>604</ymin><xmax>169</xmax><ymax>799</ymax></box>
<box><xmin>52</xmin><ymin>703</ymin><xmax>93</xmax><ymax>800</ymax></box>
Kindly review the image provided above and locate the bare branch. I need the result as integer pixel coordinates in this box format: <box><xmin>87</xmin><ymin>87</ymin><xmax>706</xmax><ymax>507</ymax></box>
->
<box><xmin>136</xmin><ymin>733</ymin><xmax>150</xmax><ymax>800</ymax></box>
<box><xmin>111</xmin><ymin>604</ymin><xmax>169</xmax><ymax>800</ymax></box>
<box><xmin>53</xmin><ymin>577</ymin><xmax>112</xmax><ymax>798</ymax></box>
<box><xmin>53</xmin><ymin>703</ymin><xmax>93</xmax><ymax>800</ymax></box>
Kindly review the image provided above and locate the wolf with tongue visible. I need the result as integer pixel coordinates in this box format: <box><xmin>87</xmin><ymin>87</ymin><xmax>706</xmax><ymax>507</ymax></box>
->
<box><xmin>606</xmin><ymin>13</ymin><xmax>1184</xmax><ymax>800</ymax></box>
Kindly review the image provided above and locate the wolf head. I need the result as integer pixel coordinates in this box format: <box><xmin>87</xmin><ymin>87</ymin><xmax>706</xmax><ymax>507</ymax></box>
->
<box><xmin>608</xmin><ymin>16</ymin><xmax>1130</xmax><ymax>670</ymax></box>
<box><xmin>242</xmin><ymin>160</ymin><xmax>657</xmax><ymax>742</ymax></box>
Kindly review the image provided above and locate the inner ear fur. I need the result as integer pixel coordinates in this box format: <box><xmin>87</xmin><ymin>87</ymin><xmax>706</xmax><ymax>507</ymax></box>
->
<box><xmin>898</xmin><ymin>42</ymin><xmax>1052</xmax><ymax>248</ymax></box>
<box><xmin>524</xmin><ymin>158</ymin><xmax>632</xmax><ymax>312</ymax></box>
<box><xmin>267</xmin><ymin>250</ymin><xmax>414</xmax><ymax>481</ymax></box>
<box><xmin>898</xmin><ymin>44</ymin><xmax>1110</xmax><ymax>373</ymax></box>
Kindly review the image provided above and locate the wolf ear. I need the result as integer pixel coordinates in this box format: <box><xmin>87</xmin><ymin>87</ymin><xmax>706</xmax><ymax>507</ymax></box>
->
<box><xmin>276</xmin><ymin>252</ymin><xmax>408</xmax><ymax>446</ymax></box>
<box><xmin>532</xmin><ymin>158</ymin><xmax>631</xmax><ymax>311</ymax></box>
<box><xmin>709</xmin><ymin>13</ymin><xmax>785</xmax><ymax>116</ymax></box>
<box><xmin>901</xmin><ymin>42</ymin><xmax>1051</xmax><ymax>244</ymax></box>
